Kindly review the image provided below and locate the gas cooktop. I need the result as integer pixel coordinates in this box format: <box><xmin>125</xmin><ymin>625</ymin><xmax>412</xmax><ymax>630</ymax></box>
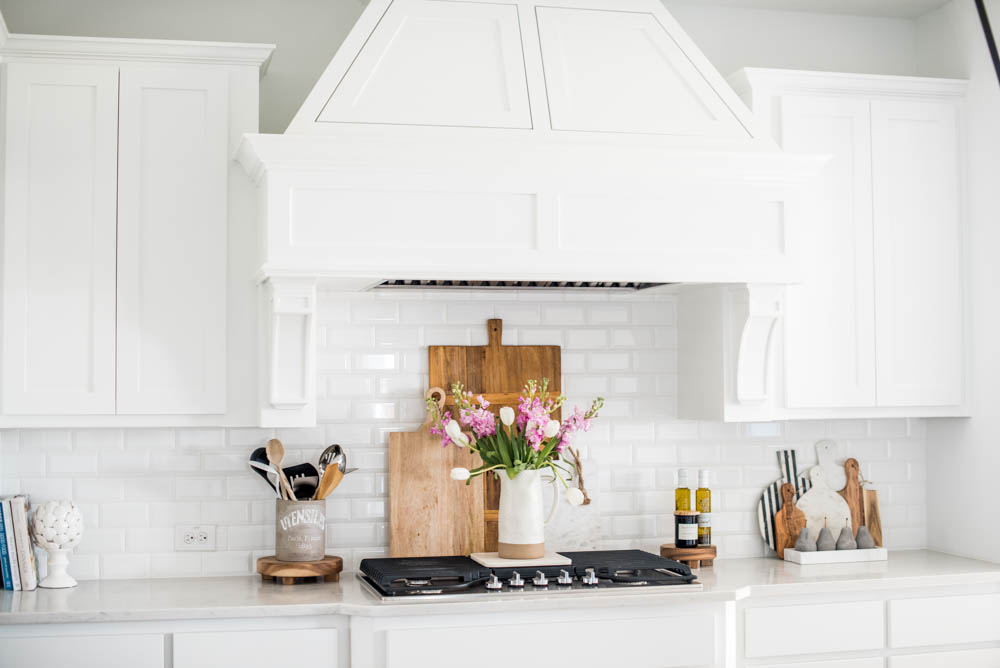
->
<box><xmin>359</xmin><ymin>549</ymin><xmax>699</xmax><ymax>598</ymax></box>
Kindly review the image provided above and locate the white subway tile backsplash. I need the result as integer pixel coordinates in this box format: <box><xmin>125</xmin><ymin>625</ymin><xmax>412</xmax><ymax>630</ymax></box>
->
<box><xmin>2</xmin><ymin>289</ymin><xmax>928</xmax><ymax>578</ymax></box>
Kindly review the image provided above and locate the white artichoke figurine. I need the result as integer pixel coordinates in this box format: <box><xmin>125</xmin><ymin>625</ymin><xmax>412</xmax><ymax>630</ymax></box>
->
<box><xmin>31</xmin><ymin>500</ymin><xmax>84</xmax><ymax>588</ymax></box>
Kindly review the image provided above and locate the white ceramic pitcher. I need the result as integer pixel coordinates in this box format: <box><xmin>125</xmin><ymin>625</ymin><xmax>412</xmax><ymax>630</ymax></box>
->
<box><xmin>497</xmin><ymin>469</ymin><xmax>560</xmax><ymax>559</ymax></box>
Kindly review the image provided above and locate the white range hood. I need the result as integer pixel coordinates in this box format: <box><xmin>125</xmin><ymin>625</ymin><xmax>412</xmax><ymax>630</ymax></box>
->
<box><xmin>236</xmin><ymin>0</ymin><xmax>823</xmax><ymax>426</ymax></box>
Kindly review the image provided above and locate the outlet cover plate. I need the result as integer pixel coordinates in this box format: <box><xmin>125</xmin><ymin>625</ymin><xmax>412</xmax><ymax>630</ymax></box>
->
<box><xmin>175</xmin><ymin>525</ymin><xmax>216</xmax><ymax>551</ymax></box>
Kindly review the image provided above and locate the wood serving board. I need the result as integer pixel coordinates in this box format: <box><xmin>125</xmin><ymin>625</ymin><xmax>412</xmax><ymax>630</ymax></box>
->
<box><xmin>389</xmin><ymin>388</ymin><xmax>484</xmax><ymax>557</ymax></box>
<box><xmin>257</xmin><ymin>555</ymin><xmax>342</xmax><ymax>585</ymax></box>
<box><xmin>429</xmin><ymin>319</ymin><xmax>561</xmax><ymax>553</ymax></box>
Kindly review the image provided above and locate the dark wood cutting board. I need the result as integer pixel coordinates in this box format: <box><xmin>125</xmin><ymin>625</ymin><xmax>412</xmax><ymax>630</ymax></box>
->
<box><xmin>429</xmin><ymin>319</ymin><xmax>561</xmax><ymax>552</ymax></box>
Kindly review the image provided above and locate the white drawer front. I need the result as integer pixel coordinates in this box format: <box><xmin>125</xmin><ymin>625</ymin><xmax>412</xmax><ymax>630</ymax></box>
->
<box><xmin>760</xmin><ymin>660</ymin><xmax>883</xmax><ymax>668</ymax></box>
<box><xmin>890</xmin><ymin>648</ymin><xmax>1000</xmax><ymax>668</ymax></box>
<box><xmin>386</xmin><ymin>614</ymin><xmax>717</xmax><ymax>668</ymax></box>
<box><xmin>746</xmin><ymin>601</ymin><xmax>885</xmax><ymax>658</ymax></box>
<box><xmin>174</xmin><ymin>629</ymin><xmax>337</xmax><ymax>668</ymax></box>
<box><xmin>0</xmin><ymin>633</ymin><xmax>163</xmax><ymax>668</ymax></box>
<box><xmin>889</xmin><ymin>594</ymin><xmax>1000</xmax><ymax>648</ymax></box>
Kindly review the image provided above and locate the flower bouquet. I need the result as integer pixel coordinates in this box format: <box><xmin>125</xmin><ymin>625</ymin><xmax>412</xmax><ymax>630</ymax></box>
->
<box><xmin>426</xmin><ymin>378</ymin><xmax>603</xmax><ymax>559</ymax></box>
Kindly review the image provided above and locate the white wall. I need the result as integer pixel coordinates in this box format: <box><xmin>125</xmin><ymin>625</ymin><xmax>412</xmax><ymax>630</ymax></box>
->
<box><xmin>664</xmin><ymin>2</ymin><xmax>919</xmax><ymax>77</ymax></box>
<box><xmin>916</xmin><ymin>0</ymin><xmax>1000</xmax><ymax>563</ymax></box>
<box><xmin>0</xmin><ymin>1</ymin><xmax>919</xmax><ymax>132</ymax></box>
<box><xmin>0</xmin><ymin>0</ymin><xmax>366</xmax><ymax>134</ymax></box>
<box><xmin>0</xmin><ymin>290</ymin><xmax>929</xmax><ymax>580</ymax></box>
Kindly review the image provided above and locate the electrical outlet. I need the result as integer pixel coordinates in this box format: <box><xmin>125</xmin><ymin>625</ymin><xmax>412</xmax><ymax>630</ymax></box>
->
<box><xmin>175</xmin><ymin>525</ymin><xmax>216</xmax><ymax>551</ymax></box>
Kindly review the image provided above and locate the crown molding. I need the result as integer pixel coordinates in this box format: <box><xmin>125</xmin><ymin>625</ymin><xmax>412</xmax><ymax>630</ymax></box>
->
<box><xmin>1</xmin><ymin>31</ymin><xmax>275</xmax><ymax>74</ymax></box>
<box><xmin>728</xmin><ymin>67</ymin><xmax>968</xmax><ymax>101</ymax></box>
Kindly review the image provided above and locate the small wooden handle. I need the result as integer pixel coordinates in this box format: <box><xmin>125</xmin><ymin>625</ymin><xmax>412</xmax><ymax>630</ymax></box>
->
<box><xmin>780</xmin><ymin>482</ymin><xmax>795</xmax><ymax>507</ymax></box>
<box><xmin>425</xmin><ymin>387</ymin><xmax>446</xmax><ymax>408</ymax></box>
<box><xmin>844</xmin><ymin>458</ymin><xmax>860</xmax><ymax>478</ymax></box>
<box><xmin>487</xmin><ymin>318</ymin><xmax>502</xmax><ymax>349</ymax></box>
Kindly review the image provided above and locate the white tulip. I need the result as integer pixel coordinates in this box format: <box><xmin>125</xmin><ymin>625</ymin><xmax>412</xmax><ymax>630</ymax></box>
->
<box><xmin>543</xmin><ymin>420</ymin><xmax>561</xmax><ymax>439</ymax></box>
<box><xmin>445</xmin><ymin>420</ymin><xmax>469</xmax><ymax>447</ymax></box>
<box><xmin>499</xmin><ymin>406</ymin><xmax>515</xmax><ymax>426</ymax></box>
<box><xmin>565</xmin><ymin>487</ymin><xmax>585</xmax><ymax>506</ymax></box>
<box><xmin>450</xmin><ymin>467</ymin><xmax>471</xmax><ymax>481</ymax></box>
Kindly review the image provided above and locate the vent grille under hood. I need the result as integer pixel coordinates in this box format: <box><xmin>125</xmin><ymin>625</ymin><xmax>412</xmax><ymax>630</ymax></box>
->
<box><xmin>377</xmin><ymin>280</ymin><xmax>668</xmax><ymax>291</ymax></box>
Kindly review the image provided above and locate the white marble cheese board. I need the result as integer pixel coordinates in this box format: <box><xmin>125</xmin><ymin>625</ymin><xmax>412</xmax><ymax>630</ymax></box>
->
<box><xmin>784</xmin><ymin>548</ymin><xmax>888</xmax><ymax>564</ymax></box>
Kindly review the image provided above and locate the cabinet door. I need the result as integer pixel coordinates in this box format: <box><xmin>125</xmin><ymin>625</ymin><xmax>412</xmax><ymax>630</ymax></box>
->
<box><xmin>0</xmin><ymin>633</ymin><xmax>163</xmax><ymax>668</ymax></box>
<box><xmin>174</xmin><ymin>629</ymin><xmax>337</xmax><ymax>668</ymax></box>
<box><xmin>871</xmin><ymin>99</ymin><xmax>963</xmax><ymax>406</ymax></box>
<box><xmin>116</xmin><ymin>67</ymin><xmax>228</xmax><ymax>414</ymax></box>
<box><xmin>1</xmin><ymin>63</ymin><xmax>118</xmax><ymax>415</ymax></box>
<box><xmin>780</xmin><ymin>95</ymin><xmax>877</xmax><ymax>408</ymax></box>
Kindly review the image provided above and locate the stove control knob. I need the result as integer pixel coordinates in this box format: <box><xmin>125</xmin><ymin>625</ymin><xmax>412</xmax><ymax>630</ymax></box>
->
<box><xmin>486</xmin><ymin>574</ymin><xmax>503</xmax><ymax>590</ymax></box>
<box><xmin>532</xmin><ymin>570</ymin><xmax>548</xmax><ymax>587</ymax></box>
<box><xmin>509</xmin><ymin>571</ymin><xmax>524</xmax><ymax>587</ymax></box>
<box><xmin>582</xmin><ymin>568</ymin><xmax>599</xmax><ymax>586</ymax></box>
<box><xmin>557</xmin><ymin>569</ymin><xmax>573</xmax><ymax>585</ymax></box>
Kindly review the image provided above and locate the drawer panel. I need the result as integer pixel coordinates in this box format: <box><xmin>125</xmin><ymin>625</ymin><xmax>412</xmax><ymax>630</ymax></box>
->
<box><xmin>386</xmin><ymin>614</ymin><xmax>717</xmax><ymax>668</ymax></box>
<box><xmin>174</xmin><ymin>629</ymin><xmax>337</xmax><ymax>668</ymax></box>
<box><xmin>890</xmin><ymin>648</ymin><xmax>1000</xmax><ymax>668</ymax></box>
<box><xmin>889</xmin><ymin>594</ymin><xmax>1000</xmax><ymax>647</ymax></box>
<box><xmin>0</xmin><ymin>633</ymin><xmax>163</xmax><ymax>668</ymax></box>
<box><xmin>760</xmin><ymin>660</ymin><xmax>883</xmax><ymax>668</ymax></box>
<box><xmin>746</xmin><ymin>601</ymin><xmax>884</xmax><ymax>658</ymax></box>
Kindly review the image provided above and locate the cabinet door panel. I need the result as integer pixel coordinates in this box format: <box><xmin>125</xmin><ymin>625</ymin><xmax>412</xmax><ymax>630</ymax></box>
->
<box><xmin>0</xmin><ymin>633</ymin><xmax>163</xmax><ymax>668</ymax></box>
<box><xmin>745</xmin><ymin>601</ymin><xmax>884</xmax><ymax>658</ymax></box>
<box><xmin>890</xmin><ymin>649</ymin><xmax>1000</xmax><ymax>668</ymax></box>
<box><xmin>889</xmin><ymin>593</ymin><xmax>1000</xmax><ymax>648</ymax></box>
<box><xmin>116</xmin><ymin>67</ymin><xmax>228</xmax><ymax>414</ymax></box>
<box><xmin>871</xmin><ymin>99</ymin><xmax>963</xmax><ymax>406</ymax></box>
<box><xmin>1</xmin><ymin>63</ymin><xmax>118</xmax><ymax>414</ymax></box>
<box><xmin>174</xmin><ymin>629</ymin><xmax>337</xmax><ymax>668</ymax></box>
<box><xmin>385</xmin><ymin>614</ymin><xmax>717</xmax><ymax>668</ymax></box>
<box><xmin>780</xmin><ymin>95</ymin><xmax>877</xmax><ymax>408</ymax></box>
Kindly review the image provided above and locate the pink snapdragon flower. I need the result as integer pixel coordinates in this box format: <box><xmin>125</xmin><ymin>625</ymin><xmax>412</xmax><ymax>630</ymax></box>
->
<box><xmin>429</xmin><ymin>411</ymin><xmax>455</xmax><ymax>447</ymax></box>
<box><xmin>557</xmin><ymin>405</ymin><xmax>594</xmax><ymax>451</ymax></box>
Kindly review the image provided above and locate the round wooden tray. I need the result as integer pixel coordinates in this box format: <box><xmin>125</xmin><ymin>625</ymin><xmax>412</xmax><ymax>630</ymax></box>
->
<box><xmin>660</xmin><ymin>544</ymin><xmax>716</xmax><ymax>569</ymax></box>
<box><xmin>257</xmin><ymin>555</ymin><xmax>343</xmax><ymax>585</ymax></box>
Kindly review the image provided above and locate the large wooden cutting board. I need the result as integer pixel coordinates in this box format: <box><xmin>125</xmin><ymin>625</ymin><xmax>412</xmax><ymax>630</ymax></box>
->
<box><xmin>388</xmin><ymin>389</ymin><xmax>484</xmax><ymax>557</ymax></box>
<box><xmin>429</xmin><ymin>319</ymin><xmax>561</xmax><ymax>553</ymax></box>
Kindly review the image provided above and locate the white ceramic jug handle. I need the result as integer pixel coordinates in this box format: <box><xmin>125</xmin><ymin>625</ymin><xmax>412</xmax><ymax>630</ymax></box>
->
<box><xmin>543</xmin><ymin>473</ymin><xmax>560</xmax><ymax>525</ymax></box>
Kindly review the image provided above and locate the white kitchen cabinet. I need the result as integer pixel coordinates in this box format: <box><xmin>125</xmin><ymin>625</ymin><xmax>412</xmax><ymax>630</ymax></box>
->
<box><xmin>779</xmin><ymin>95</ymin><xmax>877</xmax><ymax>409</ymax></box>
<box><xmin>0</xmin><ymin>63</ymin><xmax>119</xmax><ymax>415</ymax></box>
<box><xmin>870</xmin><ymin>99</ymin><xmax>964</xmax><ymax>407</ymax></box>
<box><xmin>0</xmin><ymin>33</ymin><xmax>272</xmax><ymax>426</ymax></box>
<box><xmin>744</xmin><ymin>601</ymin><xmax>885</xmax><ymax>658</ymax></box>
<box><xmin>0</xmin><ymin>633</ymin><xmax>164</xmax><ymax>668</ymax></box>
<box><xmin>116</xmin><ymin>67</ymin><xmax>229</xmax><ymax>414</ymax></box>
<box><xmin>706</xmin><ymin>68</ymin><xmax>969</xmax><ymax>421</ymax></box>
<box><xmin>174</xmin><ymin>628</ymin><xmax>338</xmax><ymax>668</ymax></box>
<box><xmin>888</xmin><ymin>593</ymin><xmax>1000</xmax><ymax>648</ymax></box>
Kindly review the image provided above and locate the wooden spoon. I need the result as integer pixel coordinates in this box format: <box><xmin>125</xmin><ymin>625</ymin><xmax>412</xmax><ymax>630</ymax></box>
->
<box><xmin>315</xmin><ymin>466</ymin><xmax>345</xmax><ymax>501</ymax></box>
<box><xmin>266</xmin><ymin>438</ymin><xmax>297</xmax><ymax>501</ymax></box>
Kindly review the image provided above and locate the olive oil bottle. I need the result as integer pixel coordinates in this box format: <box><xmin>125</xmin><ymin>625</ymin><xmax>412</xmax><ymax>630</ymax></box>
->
<box><xmin>675</xmin><ymin>469</ymin><xmax>692</xmax><ymax>511</ymax></box>
<box><xmin>696</xmin><ymin>469</ymin><xmax>712</xmax><ymax>545</ymax></box>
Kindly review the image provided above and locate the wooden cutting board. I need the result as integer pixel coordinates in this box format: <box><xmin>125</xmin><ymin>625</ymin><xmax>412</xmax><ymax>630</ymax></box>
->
<box><xmin>429</xmin><ymin>319</ymin><xmax>561</xmax><ymax>553</ymax></box>
<box><xmin>388</xmin><ymin>388</ymin><xmax>484</xmax><ymax>557</ymax></box>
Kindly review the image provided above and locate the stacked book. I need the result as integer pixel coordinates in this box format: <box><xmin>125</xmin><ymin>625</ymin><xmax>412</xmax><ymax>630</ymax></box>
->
<box><xmin>0</xmin><ymin>495</ymin><xmax>37</xmax><ymax>591</ymax></box>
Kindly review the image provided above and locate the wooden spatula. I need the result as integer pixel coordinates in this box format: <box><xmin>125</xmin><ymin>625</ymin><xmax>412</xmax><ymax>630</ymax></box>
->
<box><xmin>315</xmin><ymin>466</ymin><xmax>344</xmax><ymax>500</ymax></box>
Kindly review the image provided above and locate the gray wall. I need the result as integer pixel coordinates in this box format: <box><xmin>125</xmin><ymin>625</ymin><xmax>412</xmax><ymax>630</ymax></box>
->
<box><xmin>0</xmin><ymin>0</ymin><xmax>366</xmax><ymax>133</ymax></box>
<box><xmin>1</xmin><ymin>0</ymin><xmax>922</xmax><ymax>134</ymax></box>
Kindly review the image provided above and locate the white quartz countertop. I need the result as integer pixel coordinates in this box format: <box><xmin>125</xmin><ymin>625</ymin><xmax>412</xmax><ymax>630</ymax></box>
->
<box><xmin>1</xmin><ymin>550</ymin><xmax>997</xmax><ymax>625</ymax></box>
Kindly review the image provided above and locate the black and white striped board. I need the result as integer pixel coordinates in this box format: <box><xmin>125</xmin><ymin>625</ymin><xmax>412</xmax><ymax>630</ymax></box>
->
<box><xmin>757</xmin><ymin>449</ymin><xmax>814</xmax><ymax>552</ymax></box>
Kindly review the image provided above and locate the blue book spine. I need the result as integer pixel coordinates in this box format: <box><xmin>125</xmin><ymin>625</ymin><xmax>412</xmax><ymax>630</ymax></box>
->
<box><xmin>0</xmin><ymin>506</ymin><xmax>10</xmax><ymax>590</ymax></box>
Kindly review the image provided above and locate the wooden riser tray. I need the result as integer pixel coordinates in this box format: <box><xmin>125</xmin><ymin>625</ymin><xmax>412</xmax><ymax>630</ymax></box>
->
<box><xmin>784</xmin><ymin>548</ymin><xmax>888</xmax><ymax>564</ymax></box>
